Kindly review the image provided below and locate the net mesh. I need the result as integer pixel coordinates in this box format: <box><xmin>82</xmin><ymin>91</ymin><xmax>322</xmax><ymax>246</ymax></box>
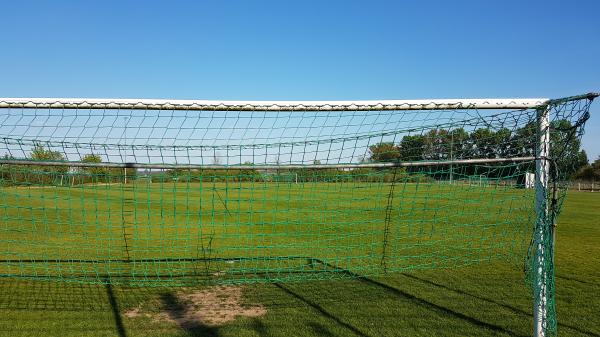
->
<box><xmin>0</xmin><ymin>95</ymin><xmax>595</xmax><ymax>334</ymax></box>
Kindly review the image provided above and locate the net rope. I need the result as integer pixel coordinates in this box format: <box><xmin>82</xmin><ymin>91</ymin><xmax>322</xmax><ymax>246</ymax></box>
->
<box><xmin>0</xmin><ymin>94</ymin><xmax>596</xmax><ymax>335</ymax></box>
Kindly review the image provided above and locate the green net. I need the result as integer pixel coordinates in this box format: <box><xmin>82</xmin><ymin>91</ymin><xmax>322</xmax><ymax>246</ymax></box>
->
<box><xmin>0</xmin><ymin>95</ymin><xmax>596</xmax><ymax>335</ymax></box>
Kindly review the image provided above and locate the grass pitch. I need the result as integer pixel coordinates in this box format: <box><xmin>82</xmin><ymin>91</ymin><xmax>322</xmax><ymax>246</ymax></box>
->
<box><xmin>0</xmin><ymin>183</ymin><xmax>598</xmax><ymax>336</ymax></box>
<box><xmin>1</xmin><ymin>180</ymin><xmax>533</xmax><ymax>284</ymax></box>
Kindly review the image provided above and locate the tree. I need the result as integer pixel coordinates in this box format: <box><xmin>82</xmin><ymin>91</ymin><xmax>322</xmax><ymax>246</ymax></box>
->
<box><xmin>80</xmin><ymin>153</ymin><xmax>110</xmax><ymax>183</ymax></box>
<box><xmin>469</xmin><ymin>128</ymin><xmax>501</xmax><ymax>159</ymax></box>
<box><xmin>31</xmin><ymin>145</ymin><xmax>65</xmax><ymax>162</ymax></box>
<box><xmin>447</xmin><ymin>128</ymin><xmax>470</xmax><ymax>158</ymax></box>
<box><xmin>0</xmin><ymin>154</ymin><xmax>15</xmax><ymax>185</ymax></box>
<box><xmin>368</xmin><ymin>142</ymin><xmax>401</xmax><ymax>162</ymax></box>
<box><xmin>421</xmin><ymin>129</ymin><xmax>449</xmax><ymax>160</ymax></box>
<box><xmin>574</xmin><ymin>156</ymin><xmax>600</xmax><ymax>181</ymax></box>
<box><xmin>29</xmin><ymin>145</ymin><xmax>68</xmax><ymax>185</ymax></box>
<box><xmin>550</xmin><ymin>120</ymin><xmax>588</xmax><ymax>179</ymax></box>
<box><xmin>399</xmin><ymin>136</ymin><xmax>425</xmax><ymax>161</ymax></box>
<box><xmin>365</xmin><ymin>120</ymin><xmax>587</xmax><ymax>182</ymax></box>
<box><xmin>82</xmin><ymin>153</ymin><xmax>102</xmax><ymax>163</ymax></box>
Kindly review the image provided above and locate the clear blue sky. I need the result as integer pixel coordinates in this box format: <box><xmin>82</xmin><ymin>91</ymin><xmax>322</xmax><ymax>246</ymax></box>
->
<box><xmin>1</xmin><ymin>0</ymin><xmax>599</xmax><ymax>160</ymax></box>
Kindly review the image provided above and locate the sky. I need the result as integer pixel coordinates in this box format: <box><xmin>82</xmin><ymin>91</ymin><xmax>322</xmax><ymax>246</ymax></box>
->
<box><xmin>0</xmin><ymin>0</ymin><xmax>599</xmax><ymax>160</ymax></box>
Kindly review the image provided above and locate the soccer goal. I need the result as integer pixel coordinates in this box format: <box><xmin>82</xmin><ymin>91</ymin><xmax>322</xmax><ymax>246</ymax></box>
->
<box><xmin>0</xmin><ymin>93</ymin><xmax>596</xmax><ymax>336</ymax></box>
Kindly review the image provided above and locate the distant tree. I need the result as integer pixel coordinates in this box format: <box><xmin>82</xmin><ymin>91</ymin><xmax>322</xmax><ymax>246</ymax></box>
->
<box><xmin>550</xmin><ymin>120</ymin><xmax>588</xmax><ymax>179</ymax></box>
<box><xmin>469</xmin><ymin>128</ymin><xmax>500</xmax><ymax>159</ymax></box>
<box><xmin>81</xmin><ymin>153</ymin><xmax>103</xmax><ymax>172</ymax></box>
<box><xmin>447</xmin><ymin>128</ymin><xmax>470</xmax><ymax>158</ymax></box>
<box><xmin>29</xmin><ymin>145</ymin><xmax>68</xmax><ymax>185</ymax></box>
<box><xmin>574</xmin><ymin>156</ymin><xmax>600</xmax><ymax>180</ymax></box>
<box><xmin>166</xmin><ymin>168</ymin><xmax>186</xmax><ymax>177</ymax></box>
<box><xmin>399</xmin><ymin>136</ymin><xmax>425</xmax><ymax>161</ymax></box>
<box><xmin>82</xmin><ymin>153</ymin><xmax>102</xmax><ymax>163</ymax></box>
<box><xmin>368</xmin><ymin>119</ymin><xmax>587</xmax><ymax>181</ymax></box>
<box><xmin>421</xmin><ymin>129</ymin><xmax>449</xmax><ymax>160</ymax></box>
<box><xmin>368</xmin><ymin>142</ymin><xmax>401</xmax><ymax>162</ymax></box>
<box><xmin>0</xmin><ymin>154</ymin><xmax>16</xmax><ymax>185</ymax></box>
<box><xmin>510</xmin><ymin>121</ymin><xmax>536</xmax><ymax>158</ymax></box>
<box><xmin>80</xmin><ymin>153</ymin><xmax>101</xmax><ymax>183</ymax></box>
<box><xmin>31</xmin><ymin>145</ymin><xmax>65</xmax><ymax>162</ymax></box>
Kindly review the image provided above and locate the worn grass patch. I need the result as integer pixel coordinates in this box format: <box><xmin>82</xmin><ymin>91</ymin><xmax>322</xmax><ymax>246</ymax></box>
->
<box><xmin>125</xmin><ymin>285</ymin><xmax>266</xmax><ymax>328</ymax></box>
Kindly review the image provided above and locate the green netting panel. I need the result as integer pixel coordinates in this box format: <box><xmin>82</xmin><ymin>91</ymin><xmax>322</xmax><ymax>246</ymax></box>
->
<box><xmin>0</xmin><ymin>94</ymin><xmax>596</xmax><ymax>335</ymax></box>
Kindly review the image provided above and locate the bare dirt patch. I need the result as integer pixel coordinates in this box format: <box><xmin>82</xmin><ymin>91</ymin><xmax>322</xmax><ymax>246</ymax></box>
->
<box><xmin>125</xmin><ymin>285</ymin><xmax>266</xmax><ymax>328</ymax></box>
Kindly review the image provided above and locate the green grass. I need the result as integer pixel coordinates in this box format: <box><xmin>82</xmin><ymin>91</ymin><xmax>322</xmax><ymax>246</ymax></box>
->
<box><xmin>0</xmin><ymin>180</ymin><xmax>533</xmax><ymax>284</ymax></box>
<box><xmin>0</xmin><ymin>183</ymin><xmax>598</xmax><ymax>336</ymax></box>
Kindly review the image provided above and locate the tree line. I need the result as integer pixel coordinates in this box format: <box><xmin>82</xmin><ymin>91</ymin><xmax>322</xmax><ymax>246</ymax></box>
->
<box><xmin>367</xmin><ymin>120</ymin><xmax>589</xmax><ymax>180</ymax></box>
<box><xmin>0</xmin><ymin>146</ymin><xmax>136</xmax><ymax>186</ymax></box>
<box><xmin>573</xmin><ymin>156</ymin><xmax>600</xmax><ymax>181</ymax></box>
<box><xmin>1</xmin><ymin>119</ymin><xmax>590</xmax><ymax>187</ymax></box>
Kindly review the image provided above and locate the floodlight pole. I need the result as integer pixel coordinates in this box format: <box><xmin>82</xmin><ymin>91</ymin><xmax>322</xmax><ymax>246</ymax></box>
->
<box><xmin>533</xmin><ymin>106</ymin><xmax>550</xmax><ymax>337</ymax></box>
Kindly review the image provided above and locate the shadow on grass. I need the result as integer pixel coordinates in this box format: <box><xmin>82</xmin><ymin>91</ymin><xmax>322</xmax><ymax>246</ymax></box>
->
<box><xmin>354</xmin><ymin>276</ymin><xmax>528</xmax><ymax>337</ymax></box>
<box><xmin>0</xmin><ymin>279</ymin><xmax>154</xmax><ymax>311</ymax></box>
<box><xmin>556</xmin><ymin>274</ymin><xmax>596</xmax><ymax>286</ymax></box>
<box><xmin>159</xmin><ymin>292</ymin><xmax>220</xmax><ymax>337</ymax></box>
<box><xmin>274</xmin><ymin>283</ymin><xmax>372</xmax><ymax>337</ymax></box>
<box><xmin>105</xmin><ymin>282</ymin><xmax>127</xmax><ymax>337</ymax></box>
<box><xmin>308</xmin><ymin>261</ymin><xmax>529</xmax><ymax>337</ymax></box>
<box><xmin>401</xmin><ymin>273</ymin><xmax>600</xmax><ymax>337</ymax></box>
<box><xmin>3</xmin><ymin>273</ymin><xmax>596</xmax><ymax>337</ymax></box>
<box><xmin>249</xmin><ymin>318</ymin><xmax>269</xmax><ymax>337</ymax></box>
<box><xmin>307</xmin><ymin>322</ymin><xmax>337</xmax><ymax>337</ymax></box>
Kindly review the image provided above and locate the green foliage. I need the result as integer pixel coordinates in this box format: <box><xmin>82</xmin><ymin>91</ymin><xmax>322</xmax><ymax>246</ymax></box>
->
<box><xmin>367</xmin><ymin>120</ymin><xmax>588</xmax><ymax>181</ymax></box>
<box><xmin>80</xmin><ymin>153</ymin><xmax>107</xmax><ymax>181</ymax></box>
<box><xmin>26</xmin><ymin>146</ymin><xmax>68</xmax><ymax>185</ymax></box>
<box><xmin>368</xmin><ymin>142</ymin><xmax>400</xmax><ymax>162</ymax></box>
<box><xmin>75</xmin><ymin>153</ymin><xmax>130</xmax><ymax>184</ymax></box>
<box><xmin>574</xmin><ymin>156</ymin><xmax>600</xmax><ymax>180</ymax></box>
<box><xmin>399</xmin><ymin>135</ymin><xmax>425</xmax><ymax>161</ymax></box>
<box><xmin>165</xmin><ymin>168</ymin><xmax>262</xmax><ymax>182</ymax></box>
<box><xmin>0</xmin><ymin>150</ymin><xmax>139</xmax><ymax>186</ymax></box>
<box><xmin>30</xmin><ymin>145</ymin><xmax>65</xmax><ymax>162</ymax></box>
<box><xmin>82</xmin><ymin>153</ymin><xmax>102</xmax><ymax>163</ymax></box>
<box><xmin>550</xmin><ymin>120</ymin><xmax>589</xmax><ymax>179</ymax></box>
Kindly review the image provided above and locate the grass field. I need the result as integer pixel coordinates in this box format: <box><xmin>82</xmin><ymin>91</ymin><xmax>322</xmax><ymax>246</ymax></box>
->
<box><xmin>0</xmin><ymin>181</ymin><xmax>598</xmax><ymax>336</ymax></box>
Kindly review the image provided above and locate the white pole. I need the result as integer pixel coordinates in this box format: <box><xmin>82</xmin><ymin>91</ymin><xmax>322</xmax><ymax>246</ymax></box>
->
<box><xmin>534</xmin><ymin>107</ymin><xmax>550</xmax><ymax>337</ymax></box>
<box><xmin>450</xmin><ymin>131</ymin><xmax>454</xmax><ymax>185</ymax></box>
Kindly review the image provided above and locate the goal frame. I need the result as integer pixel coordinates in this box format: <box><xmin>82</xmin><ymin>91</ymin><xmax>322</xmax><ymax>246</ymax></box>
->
<box><xmin>1</xmin><ymin>92</ymin><xmax>597</xmax><ymax>337</ymax></box>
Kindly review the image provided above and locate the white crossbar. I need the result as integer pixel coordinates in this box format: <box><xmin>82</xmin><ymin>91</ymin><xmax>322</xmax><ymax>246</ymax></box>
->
<box><xmin>0</xmin><ymin>97</ymin><xmax>550</xmax><ymax>111</ymax></box>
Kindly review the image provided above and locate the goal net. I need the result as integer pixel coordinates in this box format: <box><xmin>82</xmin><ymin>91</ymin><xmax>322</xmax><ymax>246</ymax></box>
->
<box><xmin>0</xmin><ymin>93</ymin><xmax>596</xmax><ymax>335</ymax></box>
